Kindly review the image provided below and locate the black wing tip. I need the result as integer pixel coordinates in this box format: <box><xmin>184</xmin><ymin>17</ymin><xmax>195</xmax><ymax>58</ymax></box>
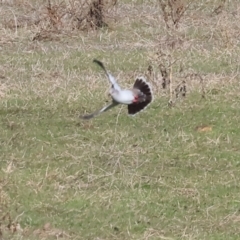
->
<box><xmin>128</xmin><ymin>77</ymin><xmax>153</xmax><ymax>116</ymax></box>
<box><xmin>129</xmin><ymin>76</ymin><xmax>153</xmax><ymax>116</ymax></box>
<box><xmin>93</xmin><ymin>59</ymin><xmax>102</xmax><ymax>66</ymax></box>
<box><xmin>93</xmin><ymin>59</ymin><xmax>107</xmax><ymax>72</ymax></box>
<box><xmin>93</xmin><ymin>59</ymin><xmax>100</xmax><ymax>64</ymax></box>
<box><xmin>128</xmin><ymin>101</ymin><xmax>151</xmax><ymax>116</ymax></box>
<box><xmin>134</xmin><ymin>77</ymin><xmax>153</xmax><ymax>97</ymax></box>
<box><xmin>134</xmin><ymin>77</ymin><xmax>153</xmax><ymax>104</ymax></box>
<box><xmin>135</xmin><ymin>76</ymin><xmax>148</xmax><ymax>84</ymax></box>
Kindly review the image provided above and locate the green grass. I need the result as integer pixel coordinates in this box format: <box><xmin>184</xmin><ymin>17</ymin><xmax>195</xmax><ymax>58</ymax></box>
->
<box><xmin>1</xmin><ymin>88</ymin><xmax>240</xmax><ymax>239</ymax></box>
<box><xmin>1</xmin><ymin>0</ymin><xmax>240</xmax><ymax>239</ymax></box>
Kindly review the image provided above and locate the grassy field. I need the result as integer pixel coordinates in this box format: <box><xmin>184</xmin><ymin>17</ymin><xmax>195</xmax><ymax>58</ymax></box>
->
<box><xmin>1</xmin><ymin>0</ymin><xmax>240</xmax><ymax>239</ymax></box>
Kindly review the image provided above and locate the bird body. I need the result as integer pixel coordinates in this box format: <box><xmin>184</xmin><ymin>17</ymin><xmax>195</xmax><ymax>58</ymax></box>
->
<box><xmin>111</xmin><ymin>89</ymin><xmax>135</xmax><ymax>105</ymax></box>
<box><xmin>81</xmin><ymin>59</ymin><xmax>153</xmax><ymax>120</ymax></box>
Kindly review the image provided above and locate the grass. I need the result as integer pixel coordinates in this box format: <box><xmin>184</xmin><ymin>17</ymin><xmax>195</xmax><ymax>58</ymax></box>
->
<box><xmin>2</xmin><ymin>88</ymin><xmax>240</xmax><ymax>239</ymax></box>
<box><xmin>1</xmin><ymin>0</ymin><xmax>240</xmax><ymax>239</ymax></box>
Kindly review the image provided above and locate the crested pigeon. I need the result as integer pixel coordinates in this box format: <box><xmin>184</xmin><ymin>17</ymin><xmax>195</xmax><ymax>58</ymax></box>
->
<box><xmin>81</xmin><ymin>59</ymin><xmax>153</xmax><ymax>120</ymax></box>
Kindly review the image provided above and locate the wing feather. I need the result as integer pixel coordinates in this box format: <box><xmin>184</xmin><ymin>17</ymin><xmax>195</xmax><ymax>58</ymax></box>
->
<box><xmin>80</xmin><ymin>101</ymin><xmax>119</xmax><ymax>120</ymax></box>
<box><xmin>93</xmin><ymin>59</ymin><xmax>121</xmax><ymax>91</ymax></box>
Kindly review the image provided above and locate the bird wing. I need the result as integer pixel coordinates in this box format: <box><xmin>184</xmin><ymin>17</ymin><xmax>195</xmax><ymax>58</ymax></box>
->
<box><xmin>128</xmin><ymin>100</ymin><xmax>151</xmax><ymax>115</ymax></box>
<box><xmin>128</xmin><ymin>77</ymin><xmax>153</xmax><ymax>115</ymax></box>
<box><xmin>80</xmin><ymin>101</ymin><xmax>119</xmax><ymax>120</ymax></box>
<box><xmin>93</xmin><ymin>59</ymin><xmax>121</xmax><ymax>91</ymax></box>
<box><xmin>133</xmin><ymin>77</ymin><xmax>153</xmax><ymax>101</ymax></box>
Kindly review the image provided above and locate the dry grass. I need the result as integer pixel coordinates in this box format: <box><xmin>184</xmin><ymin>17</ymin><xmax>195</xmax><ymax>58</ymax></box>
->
<box><xmin>159</xmin><ymin>0</ymin><xmax>190</xmax><ymax>29</ymax></box>
<box><xmin>0</xmin><ymin>0</ymin><xmax>240</xmax><ymax>239</ymax></box>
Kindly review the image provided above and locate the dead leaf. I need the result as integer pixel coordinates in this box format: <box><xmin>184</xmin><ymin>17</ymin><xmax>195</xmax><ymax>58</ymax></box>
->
<box><xmin>196</xmin><ymin>125</ymin><xmax>212</xmax><ymax>132</ymax></box>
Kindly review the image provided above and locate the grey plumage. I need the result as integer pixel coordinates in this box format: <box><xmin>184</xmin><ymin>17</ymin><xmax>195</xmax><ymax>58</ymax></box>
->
<box><xmin>80</xmin><ymin>59</ymin><xmax>153</xmax><ymax>120</ymax></box>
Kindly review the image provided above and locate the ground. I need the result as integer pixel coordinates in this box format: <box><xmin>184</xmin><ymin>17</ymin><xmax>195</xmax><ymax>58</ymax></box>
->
<box><xmin>0</xmin><ymin>0</ymin><xmax>240</xmax><ymax>239</ymax></box>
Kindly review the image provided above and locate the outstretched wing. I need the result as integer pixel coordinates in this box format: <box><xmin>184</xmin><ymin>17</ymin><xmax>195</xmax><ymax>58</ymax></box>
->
<box><xmin>128</xmin><ymin>101</ymin><xmax>151</xmax><ymax>115</ymax></box>
<box><xmin>93</xmin><ymin>59</ymin><xmax>121</xmax><ymax>91</ymax></box>
<box><xmin>80</xmin><ymin>101</ymin><xmax>119</xmax><ymax>120</ymax></box>
<box><xmin>128</xmin><ymin>77</ymin><xmax>153</xmax><ymax>115</ymax></box>
<box><xmin>133</xmin><ymin>77</ymin><xmax>153</xmax><ymax>102</ymax></box>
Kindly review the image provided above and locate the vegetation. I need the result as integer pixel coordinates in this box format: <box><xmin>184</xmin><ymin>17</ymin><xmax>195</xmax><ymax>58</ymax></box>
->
<box><xmin>0</xmin><ymin>0</ymin><xmax>240</xmax><ymax>239</ymax></box>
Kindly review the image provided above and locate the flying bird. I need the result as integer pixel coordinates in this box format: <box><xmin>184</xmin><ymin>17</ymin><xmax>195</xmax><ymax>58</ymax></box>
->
<box><xmin>81</xmin><ymin>59</ymin><xmax>153</xmax><ymax>120</ymax></box>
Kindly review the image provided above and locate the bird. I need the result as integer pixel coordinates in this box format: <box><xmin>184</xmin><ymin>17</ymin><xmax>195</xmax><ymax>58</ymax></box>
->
<box><xmin>80</xmin><ymin>59</ymin><xmax>153</xmax><ymax>120</ymax></box>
